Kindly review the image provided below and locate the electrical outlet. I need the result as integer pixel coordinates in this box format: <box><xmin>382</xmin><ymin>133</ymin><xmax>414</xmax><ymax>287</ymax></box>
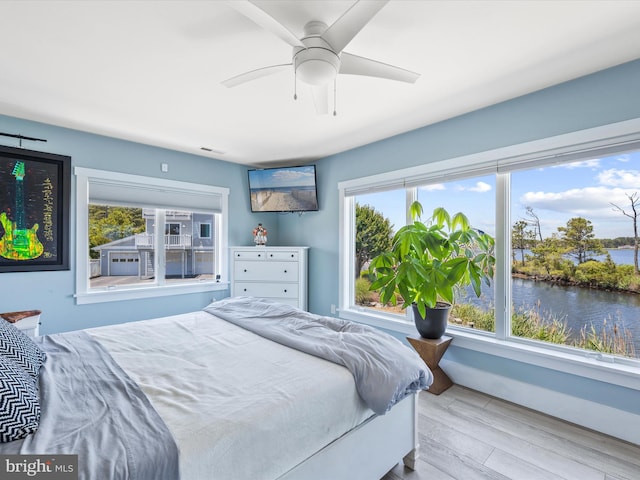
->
<box><xmin>330</xmin><ymin>304</ymin><xmax>336</xmax><ymax>314</ymax></box>
<box><xmin>161</xmin><ymin>163</ymin><xmax>169</xmax><ymax>172</ymax></box>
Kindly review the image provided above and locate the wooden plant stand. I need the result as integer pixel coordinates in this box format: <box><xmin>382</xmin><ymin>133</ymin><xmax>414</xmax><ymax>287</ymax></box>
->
<box><xmin>407</xmin><ymin>334</ymin><xmax>453</xmax><ymax>395</ymax></box>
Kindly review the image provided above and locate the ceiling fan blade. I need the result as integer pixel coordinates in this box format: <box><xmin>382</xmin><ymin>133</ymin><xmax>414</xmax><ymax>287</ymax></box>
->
<box><xmin>339</xmin><ymin>52</ymin><xmax>420</xmax><ymax>83</ymax></box>
<box><xmin>222</xmin><ymin>63</ymin><xmax>291</xmax><ymax>88</ymax></box>
<box><xmin>310</xmin><ymin>84</ymin><xmax>329</xmax><ymax>115</ymax></box>
<box><xmin>229</xmin><ymin>1</ymin><xmax>304</xmax><ymax>48</ymax></box>
<box><xmin>321</xmin><ymin>0</ymin><xmax>388</xmax><ymax>52</ymax></box>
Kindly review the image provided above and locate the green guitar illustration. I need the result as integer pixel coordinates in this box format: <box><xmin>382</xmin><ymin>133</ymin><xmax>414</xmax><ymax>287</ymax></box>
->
<box><xmin>0</xmin><ymin>161</ymin><xmax>44</xmax><ymax>260</ymax></box>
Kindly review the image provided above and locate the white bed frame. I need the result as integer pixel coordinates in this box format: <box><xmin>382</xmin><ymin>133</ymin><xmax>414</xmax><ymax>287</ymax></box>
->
<box><xmin>278</xmin><ymin>393</ymin><xmax>420</xmax><ymax>480</ymax></box>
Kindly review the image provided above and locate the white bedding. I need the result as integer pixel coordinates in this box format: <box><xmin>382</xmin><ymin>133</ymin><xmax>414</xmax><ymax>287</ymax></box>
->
<box><xmin>87</xmin><ymin>311</ymin><xmax>374</xmax><ymax>480</ymax></box>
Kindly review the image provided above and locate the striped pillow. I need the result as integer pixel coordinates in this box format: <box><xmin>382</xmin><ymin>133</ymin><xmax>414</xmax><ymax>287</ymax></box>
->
<box><xmin>0</xmin><ymin>319</ymin><xmax>46</xmax><ymax>382</ymax></box>
<box><xmin>0</xmin><ymin>355</ymin><xmax>40</xmax><ymax>442</ymax></box>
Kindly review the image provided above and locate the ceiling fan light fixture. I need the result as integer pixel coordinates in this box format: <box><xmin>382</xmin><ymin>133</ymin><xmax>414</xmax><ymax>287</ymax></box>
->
<box><xmin>294</xmin><ymin>47</ymin><xmax>340</xmax><ymax>86</ymax></box>
<box><xmin>224</xmin><ymin>1</ymin><xmax>419</xmax><ymax>114</ymax></box>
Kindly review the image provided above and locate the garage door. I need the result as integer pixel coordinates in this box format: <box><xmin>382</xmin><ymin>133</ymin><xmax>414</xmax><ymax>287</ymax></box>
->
<box><xmin>109</xmin><ymin>252</ymin><xmax>140</xmax><ymax>276</ymax></box>
<box><xmin>194</xmin><ymin>251</ymin><xmax>214</xmax><ymax>275</ymax></box>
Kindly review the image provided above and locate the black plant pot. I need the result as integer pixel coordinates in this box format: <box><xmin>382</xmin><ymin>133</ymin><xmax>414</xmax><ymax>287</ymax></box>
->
<box><xmin>411</xmin><ymin>302</ymin><xmax>451</xmax><ymax>339</ymax></box>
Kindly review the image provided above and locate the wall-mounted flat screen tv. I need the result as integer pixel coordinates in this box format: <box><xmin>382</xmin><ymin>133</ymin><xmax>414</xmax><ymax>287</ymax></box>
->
<box><xmin>248</xmin><ymin>165</ymin><xmax>319</xmax><ymax>213</ymax></box>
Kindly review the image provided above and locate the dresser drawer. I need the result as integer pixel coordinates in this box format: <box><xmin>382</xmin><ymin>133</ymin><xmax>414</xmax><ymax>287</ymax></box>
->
<box><xmin>265</xmin><ymin>251</ymin><xmax>299</xmax><ymax>261</ymax></box>
<box><xmin>234</xmin><ymin>282</ymin><xmax>299</xmax><ymax>299</ymax></box>
<box><xmin>233</xmin><ymin>249</ymin><xmax>299</xmax><ymax>262</ymax></box>
<box><xmin>234</xmin><ymin>261</ymin><xmax>299</xmax><ymax>282</ymax></box>
<box><xmin>232</xmin><ymin>249</ymin><xmax>268</xmax><ymax>260</ymax></box>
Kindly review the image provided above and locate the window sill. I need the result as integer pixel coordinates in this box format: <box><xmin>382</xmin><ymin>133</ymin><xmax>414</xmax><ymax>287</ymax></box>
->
<box><xmin>339</xmin><ymin>307</ymin><xmax>640</xmax><ymax>392</ymax></box>
<box><xmin>75</xmin><ymin>281</ymin><xmax>229</xmax><ymax>305</ymax></box>
<box><xmin>339</xmin><ymin>306</ymin><xmax>415</xmax><ymax>335</ymax></box>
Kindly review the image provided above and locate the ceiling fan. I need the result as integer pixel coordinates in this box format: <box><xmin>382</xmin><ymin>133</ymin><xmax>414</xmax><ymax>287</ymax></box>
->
<box><xmin>222</xmin><ymin>0</ymin><xmax>420</xmax><ymax>114</ymax></box>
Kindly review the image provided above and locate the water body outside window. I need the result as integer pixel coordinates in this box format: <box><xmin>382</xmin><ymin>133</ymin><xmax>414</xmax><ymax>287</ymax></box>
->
<box><xmin>508</xmin><ymin>153</ymin><xmax>640</xmax><ymax>358</ymax></box>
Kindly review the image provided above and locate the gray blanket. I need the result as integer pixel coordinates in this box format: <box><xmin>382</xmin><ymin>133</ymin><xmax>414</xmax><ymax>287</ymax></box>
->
<box><xmin>204</xmin><ymin>297</ymin><xmax>433</xmax><ymax>415</ymax></box>
<box><xmin>0</xmin><ymin>331</ymin><xmax>179</xmax><ymax>480</ymax></box>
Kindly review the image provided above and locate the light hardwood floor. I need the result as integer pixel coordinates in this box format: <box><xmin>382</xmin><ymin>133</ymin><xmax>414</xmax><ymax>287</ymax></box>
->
<box><xmin>382</xmin><ymin>385</ymin><xmax>640</xmax><ymax>480</ymax></box>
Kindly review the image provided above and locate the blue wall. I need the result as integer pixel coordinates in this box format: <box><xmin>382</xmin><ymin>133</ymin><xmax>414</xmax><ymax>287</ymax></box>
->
<box><xmin>0</xmin><ymin>115</ymin><xmax>275</xmax><ymax>333</ymax></box>
<box><xmin>279</xmin><ymin>58</ymin><xmax>640</xmax><ymax>419</ymax></box>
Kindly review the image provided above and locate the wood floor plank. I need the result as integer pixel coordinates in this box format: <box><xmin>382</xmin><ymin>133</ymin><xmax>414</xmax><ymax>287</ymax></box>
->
<box><xmin>382</xmin><ymin>458</ymin><xmax>456</xmax><ymax>480</ymax></box>
<box><xmin>483</xmin><ymin>396</ymin><xmax>640</xmax><ymax>469</ymax></box>
<box><xmin>382</xmin><ymin>385</ymin><xmax>640</xmax><ymax>480</ymax></box>
<box><xmin>483</xmin><ymin>448</ymin><xmax>580</xmax><ymax>480</ymax></box>
<box><xmin>418</xmin><ymin>414</ymin><xmax>494</xmax><ymax>464</ymax></box>
<box><xmin>440</xmin><ymin>397</ymin><xmax>611</xmax><ymax>480</ymax></box>
<box><xmin>417</xmin><ymin>431</ymin><xmax>511</xmax><ymax>480</ymax></box>
<box><xmin>479</xmin><ymin>398</ymin><xmax>640</xmax><ymax>480</ymax></box>
<box><xmin>419</xmin><ymin>396</ymin><xmax>605</xmax><ymax>480</ymax></box>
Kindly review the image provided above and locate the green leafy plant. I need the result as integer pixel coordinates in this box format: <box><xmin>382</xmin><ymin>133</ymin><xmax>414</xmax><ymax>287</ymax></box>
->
<box><xmin>355</xmin><ymin>277</ymin><xmax>375</xmax><ymax>304</ymax></box>
<box><xmin>369</xmin><ymin>201</ymin><xmax>496</xmax><ymax>318</ymax></box>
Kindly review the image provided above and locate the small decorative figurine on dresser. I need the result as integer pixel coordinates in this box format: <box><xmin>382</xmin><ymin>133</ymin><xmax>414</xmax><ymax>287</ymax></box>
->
<box><xmin>252</xmin><ymin>223</ymin><xmax>268</xmax><ymax>245</ymax></box>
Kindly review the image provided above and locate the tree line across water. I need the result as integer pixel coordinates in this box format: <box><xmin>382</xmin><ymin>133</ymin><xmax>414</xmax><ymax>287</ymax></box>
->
<box><xmin>512</xmin><ymin>204</ymin><xmax>640</xmax><ymax>293</ymax></box>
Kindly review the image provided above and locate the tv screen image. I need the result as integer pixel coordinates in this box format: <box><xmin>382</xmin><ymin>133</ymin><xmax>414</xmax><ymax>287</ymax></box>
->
<box><xmin>248</xmin><ymin>165</ymin><xmax>319</xmax><ymax>212</ymax></box>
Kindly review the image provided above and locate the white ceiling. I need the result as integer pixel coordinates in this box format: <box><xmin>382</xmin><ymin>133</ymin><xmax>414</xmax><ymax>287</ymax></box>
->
<box><xmin>1</xmin><ymin>1</ymin><xmax>640</xmax><ymax>167</ymax></box>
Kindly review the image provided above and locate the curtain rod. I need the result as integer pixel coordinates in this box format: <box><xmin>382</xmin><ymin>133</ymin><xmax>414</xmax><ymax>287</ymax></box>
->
<box><xmin>0</xmin><ymin>131</ymin><xmax>47</xmax><ymax>146</ymax></box>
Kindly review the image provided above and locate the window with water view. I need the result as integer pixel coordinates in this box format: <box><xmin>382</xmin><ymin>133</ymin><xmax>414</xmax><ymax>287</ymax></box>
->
<box><xmin>352</xmin><ymin>150</ymin><xmax>640</xmax><ymax>361</ymax></box>
<box><xmin>354</xmin><ymin>176</ymin><xmax>497</xmax><ymax>334</ymax></box>
<box><xmin>510</xmin><ymin>154</ymin><xmax>639</xmax><ymax>358</ymax></box>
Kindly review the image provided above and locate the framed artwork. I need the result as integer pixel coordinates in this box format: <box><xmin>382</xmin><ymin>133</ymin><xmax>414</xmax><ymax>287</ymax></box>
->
<box><xmin>0</xmin><ymin>145</ymin><xmax>71</xmax><ymax>272</ymax></box>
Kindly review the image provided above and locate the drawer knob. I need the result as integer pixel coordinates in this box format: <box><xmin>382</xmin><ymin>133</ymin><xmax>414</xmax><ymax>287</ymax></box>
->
<box><xmin>284</xmin><ymin>289</ymin><xmax>287</xmax><ymax>293</ymax></box>
<box><xmin>284</xmin><ymin>270</ymin><xmax>287</xmax><ymax>273</ymax></box>
<box><xmin>243</xmin><ymin>288</ymin><xmax>247</xmax><ymax>292</ymax></box>
<box><xmin>258</xmin><ymin>254</ymin><xmax>261</xmax><ymax>257</ymax></box>
<box><xmin>244</xmin><ymin>269</ymin><xmax>247</xmax><ymax>272</ymax></box>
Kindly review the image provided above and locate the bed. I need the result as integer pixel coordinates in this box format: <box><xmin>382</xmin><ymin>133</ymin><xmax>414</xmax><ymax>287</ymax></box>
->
<box><xmin>0</xmin><ymin>296</ymin><xmax>433</xmax><ymax>479</ymax></box>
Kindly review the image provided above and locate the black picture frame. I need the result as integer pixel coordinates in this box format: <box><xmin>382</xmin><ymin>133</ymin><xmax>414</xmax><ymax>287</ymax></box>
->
<box><xmin>0</xmin><ymin>145</ymin><xmax>71</xmax><ymax>272</ymax></box>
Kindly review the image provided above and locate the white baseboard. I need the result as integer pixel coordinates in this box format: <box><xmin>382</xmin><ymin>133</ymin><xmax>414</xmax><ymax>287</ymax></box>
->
<box><xmin>441</xmin><ymin>359</ymin><xmax>640</xmax><ymax>445</ymax></box>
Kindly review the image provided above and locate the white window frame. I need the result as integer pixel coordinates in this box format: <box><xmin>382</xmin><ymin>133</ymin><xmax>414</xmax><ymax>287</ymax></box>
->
<box><xmin>75</xmin><ymin>167</ymin><xmax>229</xmax><ymax>304</ymax></box>
<box><xmin>339</xmin><ymin>118</ymin><xmax>640</xmax><ymax>391</ymax></box>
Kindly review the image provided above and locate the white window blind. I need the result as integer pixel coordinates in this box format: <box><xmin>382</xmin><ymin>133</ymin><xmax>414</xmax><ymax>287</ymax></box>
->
<box><xmin>496</xmin><ymin>137</ymin><xmax>640</xmax><ymax>174</ymax></box>
<box><xmin>339</xmin><ymin>122</ymin><xmax>640</xmax><ymax>196</ymax></box>
<box><xmin>75</xmin><ymin>167</ymin><xmax>228</xmax><ymax>212</ymax></box>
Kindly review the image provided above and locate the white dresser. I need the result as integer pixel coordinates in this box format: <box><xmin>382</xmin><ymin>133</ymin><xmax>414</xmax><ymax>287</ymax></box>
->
<box><xmin>230</xmin><ymin>246</ymin><xmax>309</xmax><ymax>310</ymax></box>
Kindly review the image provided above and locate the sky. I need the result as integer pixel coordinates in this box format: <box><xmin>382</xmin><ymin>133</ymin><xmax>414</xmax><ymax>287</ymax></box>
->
<box><xmin>248</xmin><ymin>166</ymin><xmax>316</xmax><ymax>189</ymax></box>
<box><xmin>357</xmin><ymin>150</ymin><xmax>640</xmax><ymax>240</ymax></box>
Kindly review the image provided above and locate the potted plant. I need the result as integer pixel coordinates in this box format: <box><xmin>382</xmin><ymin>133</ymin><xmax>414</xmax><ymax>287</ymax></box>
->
<box><xmin>369</xmin><ymin>201</ymin><xmax>495</xmax><ymax>338</ymax></box>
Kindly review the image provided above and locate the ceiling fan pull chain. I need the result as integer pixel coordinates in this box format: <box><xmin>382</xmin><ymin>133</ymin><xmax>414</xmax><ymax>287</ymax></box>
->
<box><xmin>333</xmin><ymin>79</ymin><xmax>337</xmax><ymax>116</ymax></box>
<box><xmin>293</xmin><ymin>69</ymin><xmax>298</xmax><ymax>100</ymax></box>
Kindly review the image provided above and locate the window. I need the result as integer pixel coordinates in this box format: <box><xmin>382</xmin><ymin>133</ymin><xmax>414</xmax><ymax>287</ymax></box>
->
<box><xmin>199</xmin><ymin>223</ymin><xmax>212</xmax><ymax>239</ymax></box>
<box><xmin>351</xmin><ymin>177</ymin><xmax>496</xmax><ymax>334</ymax></box>
<box><xmin>353</xmin><ymin>189</ymin><xmax>407</xmax><ymax>314</ymax></box>
<box><xmin>510</xmin><ymin>155</ymin><xmax>640</xmax><ymax>358</ymax></box>
<box><xmin>417</xmin><ymin>175</ymin><xmax>496</xmax><ymax>334</ymax></box>
<box><xmin>75</xmin><ymin>168</ymin><xmax>229</xmax><ymax>304</ymax></box>
<box><xmin>339</xmin><ymin>119</ymin><xmax>640</xmax><ymax>384</ymax></box>
<box><xmin>165</xmin><ymin>222</ymin><xmax>181</xmax><ymax>236</ymax></box>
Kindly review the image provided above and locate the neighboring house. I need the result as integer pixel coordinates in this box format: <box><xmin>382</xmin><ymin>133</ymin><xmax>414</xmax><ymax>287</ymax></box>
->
<box><xmin>92</xmin><ymin>210</ymin><xmax>214</xmax><ymax>278</ymax></box>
